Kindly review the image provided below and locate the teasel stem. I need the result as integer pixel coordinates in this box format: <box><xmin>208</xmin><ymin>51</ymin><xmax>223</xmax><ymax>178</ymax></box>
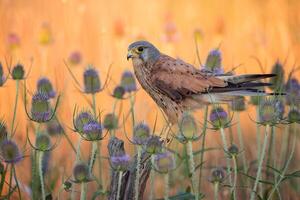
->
<box><xmin>8</xmin><ymin>164</ymin><xmax>13</xmax><ymax>200</ymax></box>
<box><xmin>80</xmin><ymin>182</ymin><xmax>87</xmax><ymax>200</ymax></box>
<box><xmin>12</xmin><ymin>165</ymin><xmax>21</xmax><ymax>200</ymax></box>
<box><xmin>199</xmin><ymin>105</ymin><xmax>208</xmax><ymax>189</ymax></box>
<box><xmin>266</xmin><ymin>126</ymin><xmax>275</xmax><ymax>180</ymax></box>
<box><xmin>213</xmin><ymin>182</ymin><xmax>219</xmax><ymax>200</ymax></box>
<box><xmin>232</xmin><ymin>156</ymin><xmax>238</xmax><ymax>200</ymax></box>
<box><xmin>0</xmin><ymin>164</ymin><xmax>8</xmax><ymax>196</ymax></box>
<box><xmin>39</xmin><ymin>151</ymin><xmax>46</xmax><ymax>200</ymax></box>
<box><xmin>279</xmin><ymin>125</ymin><xmax>289</xmax><ymax>165</ymax></box>
<box><xmin>267</xmin><ymin>123</ymin><xmax>297</xmax><ymax>200</ymax></box>
<box><xmin>89</xmin><ymin>141</ymin><xmax>97</xmax><ymax>173</ymax></box>
<box><xmin>149</xmin><ymin>155</ymin><xmax>155</xmax><ymax>200</ymax></box>
<box><xmin>164</xmin><ymin>173</ymin><xmax>170</xmax><ymax>200</ymax></box>
<box><xmin>255</xmin><ymin>106</ymin><xmax>263</xmax><ymax>196</ymax></box>
<box><xmin>130</xmin><ymin>94</ymin><xmax>135</xmax><ymax>129</ymax></box>
<box><xmin>187</xmin><ymin>140</ymin><xmax>199</xmax><ymax>200</ymax></box>
<box><xmin>111</xmin><ymin>99</ymin><xmax>118</xmax><ymax>137</ymax></box>
<box><xmin>250</xmin><ymin>125</ymin><xmax>270</xmax><ymax>200</ymax></box>
<box><xmin>236</xmin><ymin>112</ymin><xmax>247</xmax><ymax>173</ymax></box>
<box><xmin>116</xmin><ymin>171</ymin><xmax>123</xmax><ymax>200</ymax></box>
<box><xmin>75</xmin><ymin>137</ymin><xmax>82</xmax><ymax>162</ymax></box>
<box><xmin>10</xmin><ymin>80</ymin><xmax>19</xmax><ymax>136</ymax></box>
<box><xmin>220</xmin><ymin>128</ymin><xmax>232</xmax><ymax>185</ymax></box>
<box><xmin>134</xmin><ymin>146</ymin><xmax>142</xmax><ymax>200</ymax></box>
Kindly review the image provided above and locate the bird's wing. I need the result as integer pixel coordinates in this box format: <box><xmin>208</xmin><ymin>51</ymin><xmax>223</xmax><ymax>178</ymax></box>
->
<box><xmin>150</xmin><ymin>55</ymin><xmax>227</xmax><ymax>101</ymax></box>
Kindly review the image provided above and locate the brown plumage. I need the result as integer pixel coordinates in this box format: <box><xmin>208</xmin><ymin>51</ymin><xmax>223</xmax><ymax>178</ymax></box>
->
<box><xmin>127</xmin><ymin>41</ymin><xmax>276</xmax><ymax>123</ymax></box>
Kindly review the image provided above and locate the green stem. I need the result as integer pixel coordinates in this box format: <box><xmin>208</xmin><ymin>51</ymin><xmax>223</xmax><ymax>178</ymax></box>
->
<box><xmin>266</xmin><ymin>126</ymin><xmax>275</xmax><ymax>180</ymax></box>
<box><xmin>250</xmin><ymin>125</ymin><xmax>270</xmax><ymax>200</ymax></box>
<box><xmin>220</xmin><ymin>128</ymin><xmax>232</xmax><ymax>185</ymax></box>
<box><xmin>236</xmin><ymin>112</ymin><xmax>247</xmax><ymax>173</ymax></box>
<box><xmin>39</xmin><ymin>152</ymin><xmax>46</xmax><ymax>200</ymax></box>
<box><xmin>10</xmin><ymin>80</ymin><xmax>19</xmax><ymax>135</ymax></box>
<box><xmin>8</xmin><ymin>164</ymin><xmax>13</xmax><ymax>200</ymax></box>
<box><xmin>80</xmin><ymin>182</ymin><xmax>87</xmax><ymax>200</ymax></box>
<box><xmin>116</xmin><ymin>171</ymin><xmax>123</xmax><ymax>200</ymax></box>
<box><xmin>199</xmin><ymin>106</ymin><xmax>208</xmax><ymax>189</ymax></box>
<box><xmin>0</xmin><ymin>164</ymin><xmax>8</xmax><ymax>196</ymax></box>
<box><xmin>134</xmin><ymin>146</ymin><xmax>142</xmax><ymax>200</ymax></box>
<box><xmin>187</xmin><ymin>140</ymin><xmax>199</xmax><ymax>200</ymax></box>
<box><xmin>255</xmin><ymin>106</ymin><xmax>263</xmax><ymax>196</ymax></box>
<box><xmin>164</xmin><ymin>173</ymin><xmax>169</xmax><ymax>200</ymax></box>
<box><xmin>214</xmin><ymin>182</ymin><xmax>219</xmax><ymax>200</ymax></box>
<box><xmin>13</xmin><ymin>165</ymin><xmax>22</xmax><ymax>200</ymax></box>
<box><xmin>149</xmin><ymin>155</ymin><xmax>155</xmax><ymax>200</ymax></box>
<box><xmin>97</xmin><ymin>142</ymin><xmax>103</xmax><ymax>189</ymax></box>
<box><xmin>279</xmin><ymin>125</ymin><xmax>289</xmax><ymax>166</ymax></box>
<box><xmin>232</xmin><ymin>156</ymin><xmax>238</xmax><ymax>200</ymax></box>
<box><xmin>89</xmin><ymin>141</ymin><xmax>97</xmax><ymax>174</ymax></box>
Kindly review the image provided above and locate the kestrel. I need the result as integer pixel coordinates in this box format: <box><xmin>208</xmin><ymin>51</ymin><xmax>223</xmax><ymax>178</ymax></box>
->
<box><xmin>127</xmin><ymin>41</ymin><xmax>275</xmax><ymax>123</ymax></box>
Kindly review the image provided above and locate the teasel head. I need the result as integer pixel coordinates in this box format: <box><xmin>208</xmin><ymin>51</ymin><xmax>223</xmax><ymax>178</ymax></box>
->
<box><xmin>28</xmin><ymin>92</ymin><xmax>52</xmax><ymax>123</ymax></box>
<box><xmin>35</xmin><ymin>133</ymin><xmax>52</xmax><ymax>152</ymax></box>
<box><xmin>230</xmin><ymin>97</ymin><xmax>246</xmax><ymax>112</ymax></box>
<box><xmin>72</xmin><ymin>162</ymin><xmax>92</xmax><ymax>183</ymax></box>
<box><xmin>0</xmin><ymin>140</ymin><xmax>23</xmax><ymax>164</ymax></box>
<box><xmin>68</xmin><ymin>51</ymin><xmax>82</xmax><ymax>66</ymax></box>
<box><xmin>0</xmin><ymin>120</ymin><xmax>8</xmax><ymax>143</ymax></box>
<box><xmin>103</xmin><ymin>113</ymin><xmax>119</xmax><ymax>131</ymax></box>
<box><xmin>46</xmin><ymin>119</ymin><xmax>64</xmax><ymax>136</ymax></box>
<box><xmin>0</xmin><ymin>62</ymin><xmax>7</xmax><ymax>87</ymax></box>
<box><xmin>110</xmin><ymin>154</ymin><xmax>131</xmax><ymax>171</ymax></box>
<box><xmin>209</xmin><ymin>167</ymin><xmax>226</xmax><ymax>184</ymax></box>
<box><xmin>285</xmin><ymin>78</ymin><xmax>300</xmax><ymax>106</ymax></box>
<box><xmin>177</xmin><ymin>113</ymin><xmax>199</xmax><ymax>141</ymax></box>
<box><xmin>259</xmin><ymin>98</ymin><xmax>284</xmax><ymax>126</ymax></box>
<box><xmin>153</xmin><ymin>151</ymin><xmax>176</xmax><ymax>174</ymax></box>
<box><xmin>202</xmin><ymin>48</ymin><xmax>224</xmax><ymax>75</ymax></box>
<box><xmin>132</xmin><ymin>122</ymin><xmax>150</xmax><ymax>145</ymax></box>
<box><xmin>120</xmin><ymin>71</ymin><xmax>137</xmax><ymax>93</ymax></box>
<box><xmin>227</xmin><ymin>144</ymin><xmax>240</xmax><ymax>158</ymax></box>
<box><xmin>83</xmin><ymin>66</ymin><xmax>101</xmax><ymax>94</ymax></box>
<box><xmin>287</xmin><ymin>109</ymin><xmax>300</xmax><ymax>124</ymax></box>
<box><xmin>73</xmin><ymin>110</ymin><xmax>94</xmax><ymax>133</ymax></box>
<box><xmin>144</xmin><ymin>135</ymin><xmax>163</xmax><ymax>154</ymax></box>
<box><xmin>269</xmin><ymin>61</ymin><xmax>285</xmax><ymax>92</ymax></box>
<box><xmin>209</xmin><ymin>106</ymin><xmax>231</xmax><ymax>129</ymax></box>
<box><xmin>82</xmin><ymin>120</ymin><xmax>104</xmax><ymax>141</ymax></box>
<box><xmin>11</xmin><ymin>63</ymin><xmax>25</xmax><ymax>80</ymax></box>
<box><xmin>112</xmin><ymin>85</ymin><xmax>125</xmax><ymax>99</ymax></box>
<box><xmin>37</xmin><ymin>77</ymin><xmax>56</xmax><ymax>99</ymax></box>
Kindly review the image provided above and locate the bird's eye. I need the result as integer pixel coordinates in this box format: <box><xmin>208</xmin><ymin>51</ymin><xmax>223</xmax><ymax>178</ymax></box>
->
<box><xmin>137</xmin><ymin>47</ymin><xmax>144</xmax><ymax>52</ymax></box>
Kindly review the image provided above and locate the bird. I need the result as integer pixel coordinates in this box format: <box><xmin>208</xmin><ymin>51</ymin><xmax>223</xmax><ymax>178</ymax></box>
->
<box><xmin>127</xmin><ymin>40</ymin><xmax>277</xmax><ymax>124</ymax></box>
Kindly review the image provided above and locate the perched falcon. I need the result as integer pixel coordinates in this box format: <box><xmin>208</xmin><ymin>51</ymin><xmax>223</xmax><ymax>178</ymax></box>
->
<box><xmin>127</xmin><ymin>41</ymin><xmax>275</xmax><ymax>123</ymax></box>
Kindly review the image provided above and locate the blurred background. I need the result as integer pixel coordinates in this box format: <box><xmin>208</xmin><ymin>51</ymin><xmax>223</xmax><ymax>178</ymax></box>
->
<box><xmin>0</xmin><ymin>0</ymin><xmax>300</xmax><ymax>199</ymax></box>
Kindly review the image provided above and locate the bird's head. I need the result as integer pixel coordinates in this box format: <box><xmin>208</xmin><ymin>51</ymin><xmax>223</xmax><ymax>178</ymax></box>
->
<box><xmin>127</xmin><ymin>41</ymin><xmax>160</xmax><ymax>64</ymax></box>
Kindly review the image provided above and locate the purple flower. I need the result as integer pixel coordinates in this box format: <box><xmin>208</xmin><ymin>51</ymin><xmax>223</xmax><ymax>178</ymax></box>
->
<box><xmin>83</xmin><ymin>66</ymin><xmax>101</xmax><ymax>94</ymax></box>
<box><xmin>154</xmin><ymin>152</ymin><xmax>176</xmax><ymax>173</ymax></box>
<box><xmin>210</xmin><ymin>167</ymin><xmax>226</xmax><ymax>184</ymax></box>
<box><xmin>68</xmin><ymin>51</ymin><xmax>82</xmax><ymax>65</ymax></box>
<box><xmin>259</xmin><ymin>98</ymin><xmax>283</xmax><ymax>125</ymax></box>
<box><xmin>37</xmin><ymin>77</ymin><xmax>56</xmax><ymax>99</ymax></box>
<box><xmin>103</xmin><ymin>113</ymin><xmax>118</xmax><ymax>131</ymax></box>
<box><xmin>133</xmin><ymin>122</ymin><xmax>150</xmax><ymax>145</ymax></box>
<box><xmin>111</xmin><ymin>154</ymin><xmax>131</xmax><ymax>171</ymax></box>
<box><xmin>285</xmin><ymin>78</ymin><xmax>300</xmax><ymax>106</ymax></box>
<box><xmin>202</xmin><ymin>49</ymin><xmax>224</xmax><ymax>75</ymax></box>
<box><xmin>120</xmin><ymin>71</ymin><xmax>137</xmax><ymax>92</ymax></box>
<box><xmin>144</xmin><ymin>135</ymin><xmax>163</xmax><ymax>154</ymax></box>
<box><xmin>112</xmin><ymin>86</ymin><xmax>125</xmax><ymax>99</ymax></box>
<box><xmin>31</xmin><ymin>92</ymin><xmax>51</xmax><ymax>123</ymax></box>
<box><xmin>73</xmin><ymin>162</ymin><xmax>92</xmax><ymax>183</ymax></box>
<box><xmin>209</xmin><ymin>107</ymin><xmax>229</xmax><ymax>129</ymax></box>
<box><xmin>74</xmin><ymin>111</ymin><xmax>94</xmax><ymax>133</ymax></box>
<box><xmin>82</xmin><ymin>121</ymin><xmax>102</xmax><ymax>140</ymax></box>
<box><xmin>0</xmin><ymin>140</ymin><xmax>22</xmax><ymax>164</ymax></box>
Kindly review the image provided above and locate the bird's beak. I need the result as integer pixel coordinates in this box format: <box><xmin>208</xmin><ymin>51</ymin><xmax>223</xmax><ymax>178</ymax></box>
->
<box><xmin>127</xmin><ymin>50</ymin><xmax>133</xmax><ymax>60</ymax></box>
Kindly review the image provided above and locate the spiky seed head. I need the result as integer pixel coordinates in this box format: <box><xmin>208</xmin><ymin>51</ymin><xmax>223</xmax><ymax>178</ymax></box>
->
<box><xmin>68</xmin><ymin>51</ymin><xmax>82</xmax><ymax>65</ymax></box>
<box><xmin>83</xmin><ymin>66</ymin><xmax>101</xmax><ymax>94</ymax></box>
<box><xmin>82</xmin><ymin>121</ymin><xmax>102</xmax><ymax>140</ymax></box>
<box><xmin>0</xmin><ymin>121</ymin><xmax>8</xmax><ymax>143</ymax></box>
<box><xmin>120</xmin><ymin>71</ymin><xmax>137</xmax><ymax>93</ymax></box>
<box><xmin>154</xmin><ymin>152</ymin><xmax>176</xmax><ymax>173</ymax></box>
<box><xmin>37</xmin><ymin>77</ymin><xmax>56</xmax><ymax>99</ymax></box>
<box><xmin>209</xmin><ymin>107</ymin><xmax>229</xmax><ymax>129</ymax></box>
<box><xmin>178</xmin><ymin>113</ymin><xmax>198</xmax><ymax>140</ymax></box>
<box><xmin>0</xmin><ymin>140</ymin><xmax>22</xmax><ymax>164</ymax></box>
<box><xmin>74</xmin><ymin>111</ymin><xmax>94</xmax><ymax>133</ymax></box>
<box><xmin>12</xmin><ymin>63</ymin><xmax>25</xmax><ymax>80</ymax></box>
<box><xmin>269</xmin><ymin>61</ymin><xmax>285</xmax><ymax>91</ymax></box>
<box><xmin>103</xmin><ymin>113</ymin><xmax>118</xmax><ymax>131</ymax></box>
<box><xmin>0</xmin><ymin>63</ymin><xmax>5</xmax><ymax>86</ymax></box>
<box><xmin>111</xmin><ymin>154</ymin><xmax>131</xmax><ymax>171</ymax></box>
<box><xmin>285</xmin><ymin>78</ymin><xmax>300</xmax><ymax>106</ymax></box>
<box><xmin>73</xmin><ymin>162</ymin><xmax>91</xmax><ymax>183</ymax></box>
<box><xmin>210</xmin><ymin>167</ymin><xmax>226</xmax><ymax>184</ymax></box>
<box><xmin>230</xmin><ymin>97</ymin><xmax>246</xmax><ymax>112</ymax></box>
<box><xmin>35</xmin><ymin>133</ymin><xmax>51</xmax><ymax>151</ymax></box>
<box><xmin>288</xmin><ymin>109</ymin><xmax>300</xmax><ymax>124</ymax></box>
<box><xmin>113</xmin><ymin>86</ymin><xmax>125</xmax><ymax>99</ymax></box>
<box><xmin>259</xmin><ymin>98</ymin><xmax>283</xmax><ymax>125</ymax></box>
<box><xmin>31</xmin><ymin>92</ymin><xmax>51</xmax><ymax>123</ymax></box>
<box><xmin>46</xmin><ymin>120</ymin><xmax>64</xmax><ymax>136</ymax></box>
<box><xmin>203</xmin><ymin>49</ymin><xmax>224</xmax><ymax>74</ymax></box>
<box><xmin>144</xmin><ymin>135</ymin><xmax>163</xmax><ymax>154</ymax></box>
<box><xmin>133</xmin><ymin>122</ymin><xmax>150</xmax><ymax>145</ymax></box>
<box><xmin>228</xmin><ymin>144</ymin><xmax>239</xmax><ymax>157</ymax></box>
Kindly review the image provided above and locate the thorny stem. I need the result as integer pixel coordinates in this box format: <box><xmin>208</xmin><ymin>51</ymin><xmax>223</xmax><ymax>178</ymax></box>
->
<box><xmin>8</xmin><ymin>164</ymin><xmax>13</xmax><ymax>200</ymax></box>
<box><xmin>236</xmin><ymin>112</ymin><xmax>247</xmax><ymax>173</ymax></box>
<box><xmin>199</xmin><ymin>106</ymin><xmax>208</xmax><ymax>189</ymax></box>
<box><xmin>39</xmin><ymin>152</ymin><xmax>46</xmax><ymax>200</ymax></box>
<box><xmin>80</xmin><ymin>182</ymin><xmax>87</xmax><ymax>200</ymax></box>
<box><xmin>279</xmin><ymin>125</ymin><xmax>289</xmax><ymax>166</ymax></box>
<box><xmin>89</xmin><ymin>141</ymin><xmax>98</xmax><ymax>173</ymax></box>
<box><xmin>187</xmin><ymin>140</ymin><xmax>199</xmax><ymax>200</ymax></box>
<box><xmin>134</xmin><ymin>146</ymin><xmax>142</xmax><ymax>200</ymax></box>
<box><xmin>220</xmin><ymin>128</ymin><xmax>232</xmax><ymax>185</ymax></box>
<box><xmin>116</xmin><ymin>171</ymin><xmax>123</xmax><ymax>200</ymax></box>
<box><xmin>12</xmin><ymin>165</ymin><xmax>21</xmax><ymax>200</ymax></box>
<box><xmin>149</xmin><ymin>155</ymin><xmax>156</xmax><ymax>200</ymax></box>
<box><xmin>266</xmin><ymin>126</ymin><xmax>275</xmax><ymax>180</ymax></box>
<box><xmin>10</xmin><ymin>80</ymin><xmax>19</xmax><ymax>136</ymax></box>
<box><xmin>250</xmin><ymin>125</ymin><xmax>270</xmax><ymax>200</ymax></box>
<box><xmin>232</xmin><ymin>156</ymin><xmax>238</xmax><ymax>200</ymax></box>
<box><xmin>214</xmin><ymin>182</ymin><xmax>219</xmax><ymax>200</ymax></box>
<box><xmin>0</xmin><ymin>164</ymin><xmax>8</xmax><ymax>196</ymax></box>
<box><xmin>255</xmin><ymin>106</ymin><xmax>263</xmax><ymax>196</ymax></box>
<box><xmin>164</xmin><ymin>173</ymin><xmax>169</xmax><ymax>200</ymax></box>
